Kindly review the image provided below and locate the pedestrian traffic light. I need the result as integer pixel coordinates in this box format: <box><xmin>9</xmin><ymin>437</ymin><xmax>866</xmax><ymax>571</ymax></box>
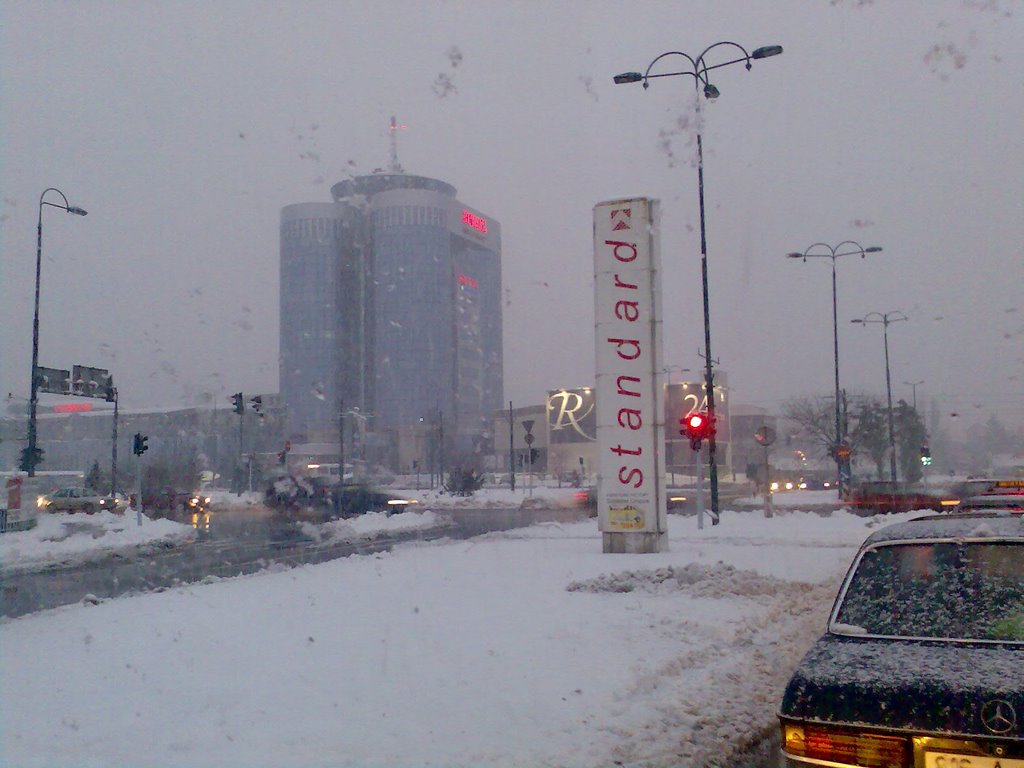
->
<box><xmin>920</xmin><ymin>444</ymin><xmax>932</xmax><ymax>466</ymax></box>
<box><xmin>133</xmin><ymin>432</ymin><xmax>149</xmax><ymax>456</ymax></box>
<box><xmin>231</xmin><ymin>392</ymin><xmax>244</xmax><ymax>415</ymax></box>
<box><xmin>680</xmin><ymin>411</ymin><xmax>714</xmax><ymax>451</ymax></box>
<box><xmin>250</xmin><ymin>395</ymin><xmax>262</xmax><ymax>414</ymax></box>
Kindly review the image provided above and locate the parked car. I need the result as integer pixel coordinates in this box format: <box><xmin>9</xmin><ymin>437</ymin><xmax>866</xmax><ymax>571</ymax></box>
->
<box><xmin>778</xmin><ymin>512</ymin><xmax>1024</xmax><ymax>767</ymax></box>
<box><xmin>38</xmin><ymin>487</ymin><xmax>124</xmax><ymax>514</ymax></box>
<box><xmin>957</xmin><ymin>494</ymin><xmax>1024</xmax><ymax>513</ymax></box>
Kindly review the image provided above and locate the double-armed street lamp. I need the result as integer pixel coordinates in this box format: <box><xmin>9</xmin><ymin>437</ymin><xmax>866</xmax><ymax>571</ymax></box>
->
<box><xmin>852</xmin><ymin>311</ymin><xmax>907</xmax><ymax>485</ymax></box>
<box><xmin>614</xmin><ymin>41</ymin><xmax>783</xmax><ymax>519</ymax></box>
<box><xmin>26</xmin><ymin>188</ymin><xmax>88</xmax><ymax>476</ymax></box>
<box><xmin>787</xmin><ymin>241</ymin><xmax>882</xmax><ymax>498</ymax></box>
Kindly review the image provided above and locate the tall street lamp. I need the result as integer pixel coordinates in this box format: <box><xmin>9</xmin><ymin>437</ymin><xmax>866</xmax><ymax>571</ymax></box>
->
<box><xmin>787</xmin><ymin>241</ymin><xmax>882</xmax><ymax>498</ymax></box>
<box><xmin>903</xmin><ymin>380</ymin><xmax>924</xmax><ymax>411</ymax></box>
<box><xmin>26</xmin><ymin>188</ymin><xmax>88</xmax><ymax>476</ymax></box>
<box><xmin>852</xmin><ymin>311</ymin><xmax>907</xmax><ymax>485</ymax></box>
<box><xmin>614</xmin><ymin>42</ymin><xmax>783</xmax><ymax>520</ymax></box>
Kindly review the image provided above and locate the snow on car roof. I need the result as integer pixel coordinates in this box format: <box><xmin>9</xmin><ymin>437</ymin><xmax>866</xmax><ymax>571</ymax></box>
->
<box><xmin>863</xmin><ymin>512</ymin><xmax>1024</xmax><ymax>545</ymax></box>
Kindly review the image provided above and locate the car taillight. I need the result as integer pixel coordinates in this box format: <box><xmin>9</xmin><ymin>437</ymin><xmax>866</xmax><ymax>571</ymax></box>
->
<box><xmin>782</xmin><ymin>722</ymin><xmax>909</xmax><ymax>767</ymax></box>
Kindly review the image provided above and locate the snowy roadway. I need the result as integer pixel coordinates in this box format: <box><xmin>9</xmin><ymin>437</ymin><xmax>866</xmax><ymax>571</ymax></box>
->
<box><xmin>0</xmin><ymin>490</ymin><xmax>919</xmax><ymax>767</ymax></box>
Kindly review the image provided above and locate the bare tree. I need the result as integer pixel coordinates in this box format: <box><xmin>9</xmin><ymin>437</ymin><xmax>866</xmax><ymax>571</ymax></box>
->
<box><xmin>781</xmin><ymin>396</ymin><xmax>837</xmax><ymax>456</ymax></box>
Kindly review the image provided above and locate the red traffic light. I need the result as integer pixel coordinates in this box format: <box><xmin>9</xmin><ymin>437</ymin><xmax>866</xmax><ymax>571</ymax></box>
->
<box><xmin>680</xmin><ymin>411</ymin><xmax>714</xmax><ymax>450</ymax></box>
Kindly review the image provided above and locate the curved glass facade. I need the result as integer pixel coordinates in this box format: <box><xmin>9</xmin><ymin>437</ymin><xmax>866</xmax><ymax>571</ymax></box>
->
<box><xmin>280</xmin><ymin>174</ymin><xmax>502</xmax><ymax>462</ymax></box>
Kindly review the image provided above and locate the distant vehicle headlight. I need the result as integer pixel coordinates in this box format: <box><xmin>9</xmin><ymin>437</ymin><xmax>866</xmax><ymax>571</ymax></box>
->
<box><xmin>37</xmin><ymin>496</ymin><xmax>48</xmax><ymax>508</ymax></box>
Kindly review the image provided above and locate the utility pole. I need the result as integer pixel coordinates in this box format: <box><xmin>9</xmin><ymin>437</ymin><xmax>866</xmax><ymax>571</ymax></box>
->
<box><xmin>438</xmin><ymin>409</ymin><xmax>445</xmax><ymax>488</ymax></box>
<box><xmin>337</xmin><ymin>399</ymin><xmax>345</xmax><ymax>515</ymax></box>
<box><xmin>508</xmin><ymin>401</ymin><xmax>515</xmax><ymax>492</ymax></box>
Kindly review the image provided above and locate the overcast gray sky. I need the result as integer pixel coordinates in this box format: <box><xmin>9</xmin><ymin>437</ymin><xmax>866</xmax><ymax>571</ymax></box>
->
<box><xmin>2</xmin><ymin>0</ymin><xmax>1021</xmax><ymax>437</ymax></box>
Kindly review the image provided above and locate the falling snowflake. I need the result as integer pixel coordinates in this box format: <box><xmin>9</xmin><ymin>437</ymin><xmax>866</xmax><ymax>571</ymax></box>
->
<box><xmin>433</xmin><ymin>73</ymin><xmax>457</xmax><ymax>98</ymax></box>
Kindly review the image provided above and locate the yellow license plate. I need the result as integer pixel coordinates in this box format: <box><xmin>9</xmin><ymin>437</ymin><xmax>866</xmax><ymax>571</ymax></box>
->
<box><xmin>925</xmin><ymin>752</ymin><xmax>1024</xmax><ymax>768</ymax></box>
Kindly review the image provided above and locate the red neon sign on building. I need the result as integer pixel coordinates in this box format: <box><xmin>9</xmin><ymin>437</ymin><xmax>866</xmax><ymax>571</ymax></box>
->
<box><xmin>457</xmin><ymin>274</ymin><xmax>479</xmax><ymax>289</ymax></box>
<box><xmin>461</xmin><ymin>209</ymin><xmax>487</xmax><ymax>234</ymax></box>
<box><xmin>52</xmin><ymin>403</ymin><xmax>94</xmax><ymax>414</ymax></box>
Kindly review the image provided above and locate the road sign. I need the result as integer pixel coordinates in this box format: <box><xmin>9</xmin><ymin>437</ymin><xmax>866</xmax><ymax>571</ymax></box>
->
<box><xmin>521</xmin><ymin>419</ymin><xmax>535</xmax><ymax>434</ymax></box>
<box><xmin>754</xmin><ymin>426</ymin><xmax>776</xmax><ymax>447</ymax></box>
<box><xmin>524</xmin><ymin>433</ymin><xmax>535</xmax><ymax>445</ymax></box>
<box><xmin>36</xmin><ymin>367</ymin><xmax>71</xmax><ymax>395</ymax></box>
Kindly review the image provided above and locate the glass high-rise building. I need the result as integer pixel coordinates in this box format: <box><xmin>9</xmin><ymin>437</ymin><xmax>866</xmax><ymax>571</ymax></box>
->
<box><xmin>280</xmin><ymin>172</ymin><xmax>502</xmax><ymax>463</ymax></box>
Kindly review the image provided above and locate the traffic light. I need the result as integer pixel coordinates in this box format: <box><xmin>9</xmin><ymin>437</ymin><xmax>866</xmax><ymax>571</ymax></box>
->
<box><xmin>250</xmin><ymin>395</ymin><xmax>263</xmax><ymax>415</ymax></box>
<box><xmin>231</xmin><ymin>392</ymin><xmax>244</xmax><ymax>415</ymax></box>
<box><xmin>133</xmin><ymin>432</ymin><xmax>149</xmax><ymax>456</ymax></box>
<box><xmin>920</xmin><ymin>445</ymin><xmax>932</xmax><ymax>467</ymax></box>
<box><xmin>19</xmin><ymin>446</ymin><xmax>44</xmax><ymax>473</ymax></box>
<box><xmin>680</xmin><ymin>411</ymin><xmax>714</xmax><ymax>451</ymax></box>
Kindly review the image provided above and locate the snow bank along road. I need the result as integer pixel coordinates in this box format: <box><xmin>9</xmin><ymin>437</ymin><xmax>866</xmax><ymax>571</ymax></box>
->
<box><xmin>0</xmin><ymin>505</ymin><xmax>591</xmax><ymax>618</ymax></box>
<box><xmin>0</xmin><ymin>509</ymin><xmax>912</xmax><ymax>768</ymax></box>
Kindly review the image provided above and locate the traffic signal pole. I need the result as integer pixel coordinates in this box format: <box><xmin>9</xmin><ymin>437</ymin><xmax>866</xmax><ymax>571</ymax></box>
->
<box><xmin>136</xmin><ymin>440</ymin><xmax>144</xmax><ymax>527</ymax></box>
<box><xmin>110</xmin><ymin>387</ymin><xmax>119</xmax><ymax>498</ymax></box>
<box><xmin>695</xmin><ymin>446</ymin><xmax>706</xmax><ymax>530</ymax></box>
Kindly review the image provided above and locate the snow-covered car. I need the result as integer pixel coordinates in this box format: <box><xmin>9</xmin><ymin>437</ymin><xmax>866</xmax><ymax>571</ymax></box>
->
<box><xmin>778</xmin><ymin>512</ymin><xmax>1024</xmax><ymax>768</ymax></box>
<box><xmin>38</xmin><ymin>487</ymin><xmax>124</xmax><ymax>514</ymax></box>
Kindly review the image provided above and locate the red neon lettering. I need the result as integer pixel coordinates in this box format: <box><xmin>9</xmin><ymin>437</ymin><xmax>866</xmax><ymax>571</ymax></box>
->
<box><xmin>53</xmin><ymin>403</ymin><xmax>93</xmax><ymax>413</ymax></box>
<box><xmin>458</xmin><ymin>274</ymin><xmax>479</xmax><ymax>288</ymax></box>
<box><xmin>461</xmin><ymin>209</ymin><xmax>487</xmax><ymax>233</ymax></box>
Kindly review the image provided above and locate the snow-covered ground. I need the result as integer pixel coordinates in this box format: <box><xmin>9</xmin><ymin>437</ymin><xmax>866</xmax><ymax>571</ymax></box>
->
<box><xmin>0</xmin><ymin>492</ymin><xmax>921</xmax><ymax>768</ymax></box>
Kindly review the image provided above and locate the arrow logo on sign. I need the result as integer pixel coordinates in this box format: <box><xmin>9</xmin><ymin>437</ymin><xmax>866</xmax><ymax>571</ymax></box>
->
<box><xmin>611</xmin><ymin>208</ymin><xmax>631</xmax><ymax>231</ymax></box>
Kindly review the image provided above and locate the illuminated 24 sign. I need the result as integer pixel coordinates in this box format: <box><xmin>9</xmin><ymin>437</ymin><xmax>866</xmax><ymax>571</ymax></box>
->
<box><xmin>461</xmin><ymin>209</ymin><xmax>487</xmax><ymax>234</ymax></box>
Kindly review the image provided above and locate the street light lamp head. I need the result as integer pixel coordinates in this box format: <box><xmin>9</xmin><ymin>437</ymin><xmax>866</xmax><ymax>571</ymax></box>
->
<box><xmin>751</xmin><ymin>45</ymin><xmax>784</xmax><ymax>59</ymax></box>
<box><xmin>864</xmin><ymin>246</ymin><xmax>882</xmax><ymax>253</ymax></box>
<box><xmin>66</xmin><ymin>206</ymin><xmax>88</xmax><ymax>216</ymax></box>
<box><xmin>703</xmin><ymin>82</ymin><xmax>721</xmax><ymax>100</ymax></box>
<box><xmin>613</xmin><ymin>71</ymin><xmax>643</xmax><ymax>85</ymax></box>
<box><xmin>785</xmin><ymin>252</ymin><xmax>806</xmax><ymax>261</ymax></box>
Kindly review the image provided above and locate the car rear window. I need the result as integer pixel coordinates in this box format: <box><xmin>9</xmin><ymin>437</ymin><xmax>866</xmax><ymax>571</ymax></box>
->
<box><xmin>834</xmin><ymin>542</ymin><xmax>1024</xmax><ymax>641</ymax></box>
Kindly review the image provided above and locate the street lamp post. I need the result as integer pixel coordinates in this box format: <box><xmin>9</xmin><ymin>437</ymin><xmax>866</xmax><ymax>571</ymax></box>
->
<box><xmin>852</xmin><ymin>311</ymin><xmax>908</xmax><ymax>485</ymax></box>
<box><xmin>903</xmin><ymin>380</ymin><xmax>924</xmax><ymax>411</ymax></box>
<box><xmin>26</xmin><ymin>188</ymin><xmax>88</xmax><ymax>476</ymax></box>
<box><xmin>787</xmin><ymin>241</ymin><xmax>882</xmax><ymax>498</ymax></box>
<box><xmin>615</xmin><ymin>42</ymin><xmax>783</xmax><ymax>520</ymax></box>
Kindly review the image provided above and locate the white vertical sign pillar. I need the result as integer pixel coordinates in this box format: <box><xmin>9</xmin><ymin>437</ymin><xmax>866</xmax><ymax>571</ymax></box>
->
<box><xmin>593</xmin><ymin>198</ymin><xmax>667</xmax><ymax>553</ymax></box>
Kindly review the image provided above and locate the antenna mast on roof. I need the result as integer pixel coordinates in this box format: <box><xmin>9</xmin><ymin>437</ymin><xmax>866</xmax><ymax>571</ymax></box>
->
<box><xmin>389</xmin><ymin>116</ymin><xmax>407</xmax><ymax>173</ymax></box>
